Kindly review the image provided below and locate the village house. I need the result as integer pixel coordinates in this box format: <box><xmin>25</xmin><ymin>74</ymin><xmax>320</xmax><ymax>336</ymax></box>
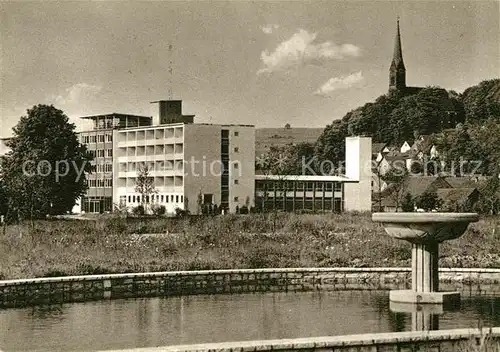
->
<box><xmin>372</xmin><ymin>142</ymin><xmax>390</xmax><ymax>163</ymax></box>
<box><xmin>409</xmin><ymin>135</ymin><xmax>440</xmax><ymax>161</ymax></box>
<box><xmin>400</xmin><ymin>141</ymin><xmax>411</xmax><ymax>153</ymax></box>
<box><xmin>436</xmin><ymin>187</ymin><xmax>480</xmax><ymax>212</ymax></box>
<box><xmin>375</xmin><ymin>174</ymin><xmax>489</xmax><ymax>212</ymax></box>
<box><xmin>378</xmin><ymin>175</ymin><xmax>452</xmax><ymax>212</ymax></box>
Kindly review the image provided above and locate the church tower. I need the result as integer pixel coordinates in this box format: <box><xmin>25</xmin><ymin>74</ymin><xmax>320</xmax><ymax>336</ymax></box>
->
<box><xmin>389</xmin><ymin>19</ymin><xmax>406</xmax><ymax>91</ymax></box>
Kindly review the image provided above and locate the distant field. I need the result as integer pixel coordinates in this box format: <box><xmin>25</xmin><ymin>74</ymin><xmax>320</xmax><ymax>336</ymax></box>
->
<box><xmin>1</xmin><ymin>213</ymin><xmax>499</xmax><ymax>280</ymax></box>
<box><xmin>255</xmin><ymin>128</ymin><xmax>324</xmax><ymax>156</ymax></box>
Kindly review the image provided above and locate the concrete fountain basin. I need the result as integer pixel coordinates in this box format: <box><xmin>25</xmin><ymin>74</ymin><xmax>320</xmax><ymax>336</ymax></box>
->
<box><xmin>372</xmin><ymin>212</ymin><xmax>479</xmax><ymax>305</ymax></box>
<box><xmin>372</xmin><ymin>213</ymin><xmax>479</xmax><ymax>243</ymax></box>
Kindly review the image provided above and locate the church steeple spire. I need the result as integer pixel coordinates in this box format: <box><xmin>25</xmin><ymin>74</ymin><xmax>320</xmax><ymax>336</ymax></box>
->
<box><xmin>389</xmin><ymin>18</ymin><xmax>406</xmax><ymax>91</ymax></box>
<box><xmin>392</xmin><ymin>18</ymin><xmax>405</xmax><ymax>68</ymax></box>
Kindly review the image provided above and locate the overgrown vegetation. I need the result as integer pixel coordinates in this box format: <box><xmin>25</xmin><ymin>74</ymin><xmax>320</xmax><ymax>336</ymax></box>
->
<box><xmin>0</xmin><ymin>213</ymin><xmax>498</xmax><ymax>280</ymax></box>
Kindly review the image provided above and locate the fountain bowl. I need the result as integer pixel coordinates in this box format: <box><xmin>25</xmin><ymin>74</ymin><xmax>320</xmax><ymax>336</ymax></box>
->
<box><xmin>372</xmin><ymin>213</ymin><xmax>479</xmax><ymax>244</ymax></box>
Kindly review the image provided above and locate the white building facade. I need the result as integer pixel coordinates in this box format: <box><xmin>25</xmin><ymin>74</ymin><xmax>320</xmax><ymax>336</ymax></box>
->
<box><xmin>113</xmin><ymin>123</ymin><xmax>255</xmax><ymax>214</ymax></box>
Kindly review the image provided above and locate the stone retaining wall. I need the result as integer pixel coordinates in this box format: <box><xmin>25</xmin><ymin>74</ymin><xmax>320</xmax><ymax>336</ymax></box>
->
<box><xmin>1</xmin><ymin>267</ymin><xmax>499</xmax><ymax>308</ymax></box>
<box><xmin>102</xmin><ymin>328</ymin><xmax>500</xmax><ymax>352</ymax></box>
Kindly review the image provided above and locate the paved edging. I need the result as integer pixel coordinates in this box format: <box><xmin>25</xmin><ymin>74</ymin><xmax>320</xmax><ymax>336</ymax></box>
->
<box><xmin>101</xmin><ymin>327</ymin><xmax>500</xmax><ymax>352</ymax></box>
<box><xmin>1</xmin><ymin>267</ymin><xmax>499</xmax><ymax>308</ymax></box>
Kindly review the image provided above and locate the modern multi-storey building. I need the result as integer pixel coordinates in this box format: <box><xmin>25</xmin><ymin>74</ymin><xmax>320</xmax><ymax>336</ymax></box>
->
<box><xmin>113</xmin><ymin>122</ymin><xmax>255</xmax><ymax>214</ymax></box>
<box><xmin>75</xmin><ymin>100</ymin><xmax>255</xmax><ymax>215</ymax></box>
<box><xmin>74</xmin><ymin>100</ymin><xmax>370</xmax><ymax>215</ymax></box>
<box><xmin>77</xmin><ymin>113</ymin><xmax>152</xmax><ymax>213</ymax></box>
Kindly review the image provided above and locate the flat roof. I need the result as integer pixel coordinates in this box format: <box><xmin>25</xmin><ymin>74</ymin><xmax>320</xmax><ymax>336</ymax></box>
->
<box><xmin>79</xmin><ymin>113</ymin><xmax>152</xmax><ymax>120</ymax></box>
<box><xmin>197</xmin><ymin>123</ymin><xmax>254</xmax><ymax>127</ymax></box>
<box><xmin>77</xmin><ymin>129</ymin><xmax>114</xmax><ymax>134</ymax></box>
<box><xmin>255</xmin><ymin>174</ymin><xmax>354</xmax><ymax>182</ymax></box>
<box><xmin>115</xmin><ymin>122</ymin><xmax>255</xmax><ymax>132</ymax></box>
<box><xmin>150</xmin><ymin>100</ymin><xmax>182</xmax><ymax>103</ymax></box>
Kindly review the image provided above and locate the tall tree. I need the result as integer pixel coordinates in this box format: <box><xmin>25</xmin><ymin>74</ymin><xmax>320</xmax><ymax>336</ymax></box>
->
<box><xmin>1</xmin><ymin>105</ymin><xmax>92</xmax><ymax>221</ymax></box>
<box><xmin>382</xmin><ymin>167</ymin><xmax>410</xmax><ymax>212</ymax></box>
<box><xmin>135</xmin><ymin>163</ymin><xmax>157</xmax><ymax>210</ymax></box>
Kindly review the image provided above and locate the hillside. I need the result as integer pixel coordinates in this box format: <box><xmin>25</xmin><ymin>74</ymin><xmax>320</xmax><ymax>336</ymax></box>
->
<box><xmin>255</xmin><ymin>127</ymin><xmax>323</xmax><ymax>157</ymax></box>
<box><xmin>313</xmin><ymin>79</ymin><xmax>500</xmax><ymax>167</ymax></box>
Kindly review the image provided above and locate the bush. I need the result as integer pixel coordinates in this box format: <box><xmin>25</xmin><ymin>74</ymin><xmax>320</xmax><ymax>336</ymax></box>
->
<box><xmin>152</xmin><ymin>205</ymin><xmax>166</xmax><ymax>216</ymax></box>
<box><xmin>415</xmin><ymin>190</ymin><xmax>442</xmax><ymax>211</ymax></box>
<box><xmin>175</xmin><ymin>207</ymin><xmax>190</xmax><ymax>218</ymax></box>
<box><xmin>132</xmin><ymin>205</ymin><xmax>145</xmax><ymax>216</ymax></box>
<box><xmin>239</xmin><ymin>205</ymin><xmax>249</xmax><ymax>214</ymax></box>
<box><xmin>401</xmin><ymin>192</ymin><xmax>414</xmax><ymax>212</ymax></box>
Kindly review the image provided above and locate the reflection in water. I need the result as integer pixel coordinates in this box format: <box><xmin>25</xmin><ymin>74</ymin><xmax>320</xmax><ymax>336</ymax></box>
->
<box><xmin>0</xmin><ymin>290</ymin><xmax>498</xmax><ymax>352</ymax></box>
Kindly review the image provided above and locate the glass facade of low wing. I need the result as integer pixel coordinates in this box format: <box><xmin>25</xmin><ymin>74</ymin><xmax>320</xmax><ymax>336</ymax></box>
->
<box><xmin>255</xmin><ymin>179</ymin><xmax>344</xmax><ymax>213</ymax></box>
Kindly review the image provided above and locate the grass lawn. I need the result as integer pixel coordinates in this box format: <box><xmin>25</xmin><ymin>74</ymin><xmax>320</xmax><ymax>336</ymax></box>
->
<box><xmin>1</xmin><ymin>213</ymin><xmax>499</xmax><ymax>280</ymax></box>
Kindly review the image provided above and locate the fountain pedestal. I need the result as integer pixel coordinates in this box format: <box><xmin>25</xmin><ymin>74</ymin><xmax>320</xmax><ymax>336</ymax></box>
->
<box><xmin>391</xmin><ymin>240</ymin><xmax>459</xmax><ymax>304</ymax></box>
<box><xmin>373</xmin><ymin>213</ymin><xmax>479</xmax><ymax>305</ymax></box>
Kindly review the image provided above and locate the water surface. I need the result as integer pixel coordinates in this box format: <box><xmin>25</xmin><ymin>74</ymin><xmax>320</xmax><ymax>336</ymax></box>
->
<box><xmin>0</xmin><ymin>290</ymin><xmax>499</xmax><ymax>351</ymax></box>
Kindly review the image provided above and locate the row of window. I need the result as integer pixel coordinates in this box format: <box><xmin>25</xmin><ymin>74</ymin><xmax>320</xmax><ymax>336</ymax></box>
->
<box><xmin>116</xmin><ymin>145</ymin><xmax>183</xmax><ymax>155</ymax></box>
<box><xmin>83</xmin><ymin>130</ymin><xmax>240</xmax><ymax>145</ymax></box>
<box><xmin>81</xmin><ymin>197</ymin><xmax>113</xmax><ymax>213</ymax></box>
<box><xmin>257</xmin><ymin>198</ymin><xmax>343</xmax><ymax>212</ymax></box>
<box><xmin>81</xmin><ymin>134</ymin><xmax>112</xmax><ymax>144</ymax></box>
<box><xmin>116</xmin><ymin>129</ymin><xmax>183</xmax><ymax>142</ymax></box>
<box><xmin>116</xmin><ymin>161</ymin><xmax>240</xmax><ymax>173</ymax></box>
<box><xmin>89</xmin><ymin>149</ymin><xmax>113</xmax><ymax>158</ymax></box>
<box><xmin>256</xmin><ymin>181</ymin><xmax>343</xmax><ymax>192</ymax></box>
<box><xmin>92</xmin><ymin>163</ymin><xmax>113</xmax><ymax>173</ymax></box>
<box><xmin>118</xmin><ymin>161</ymin><xmax>182</xmax><ymax>172</ymax></box>
<box><xmin>121</xmin><ymin>194</ymin><xmax>184</xmax><ymax>204</ymax></box>
<box><xmin>87</xmin><ymin>179</ymin><xmax>113</xmax><ymax>187</ymax></box>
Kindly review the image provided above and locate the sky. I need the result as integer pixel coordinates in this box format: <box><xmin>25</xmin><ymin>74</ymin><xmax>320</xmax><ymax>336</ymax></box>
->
<box><xmin>1</xmin><ymin>1</ymin><xmax>499</xmax><ymax>137</ymax></box>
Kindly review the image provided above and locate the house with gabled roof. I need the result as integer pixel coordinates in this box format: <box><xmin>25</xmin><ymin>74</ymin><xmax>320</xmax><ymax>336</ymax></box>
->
<box><xmin>400</xmin><ymin>141</ymin><xmax>411</xmax><ymax>153</ymax></box>
<box><xmin>437</xmin><ymin>187</ymin><xmax>480</xmax><ymax>212</ymax></box>
<box><xmin>372</xmin><ymin>142</ymin><xmax>390</xmax><ymax>163</ymax></box>
<box><xmin>444</xmin><ymin>176</ymin><xmax>484</xmax><ymax>189</ymax></box>
<box><xmin>410</xmin><ymin>135</ymin><xmax>439</xmax><ymax>160</ymax></box>
<box><xmin>378</xmin><ymin>175</ymin><xmax>452</xmax><ymax>212</ymax></box>
<box><xmin>377</xmin><ymin>150</ymin><xmax>411</xmax><ymax>176</ymax></box>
